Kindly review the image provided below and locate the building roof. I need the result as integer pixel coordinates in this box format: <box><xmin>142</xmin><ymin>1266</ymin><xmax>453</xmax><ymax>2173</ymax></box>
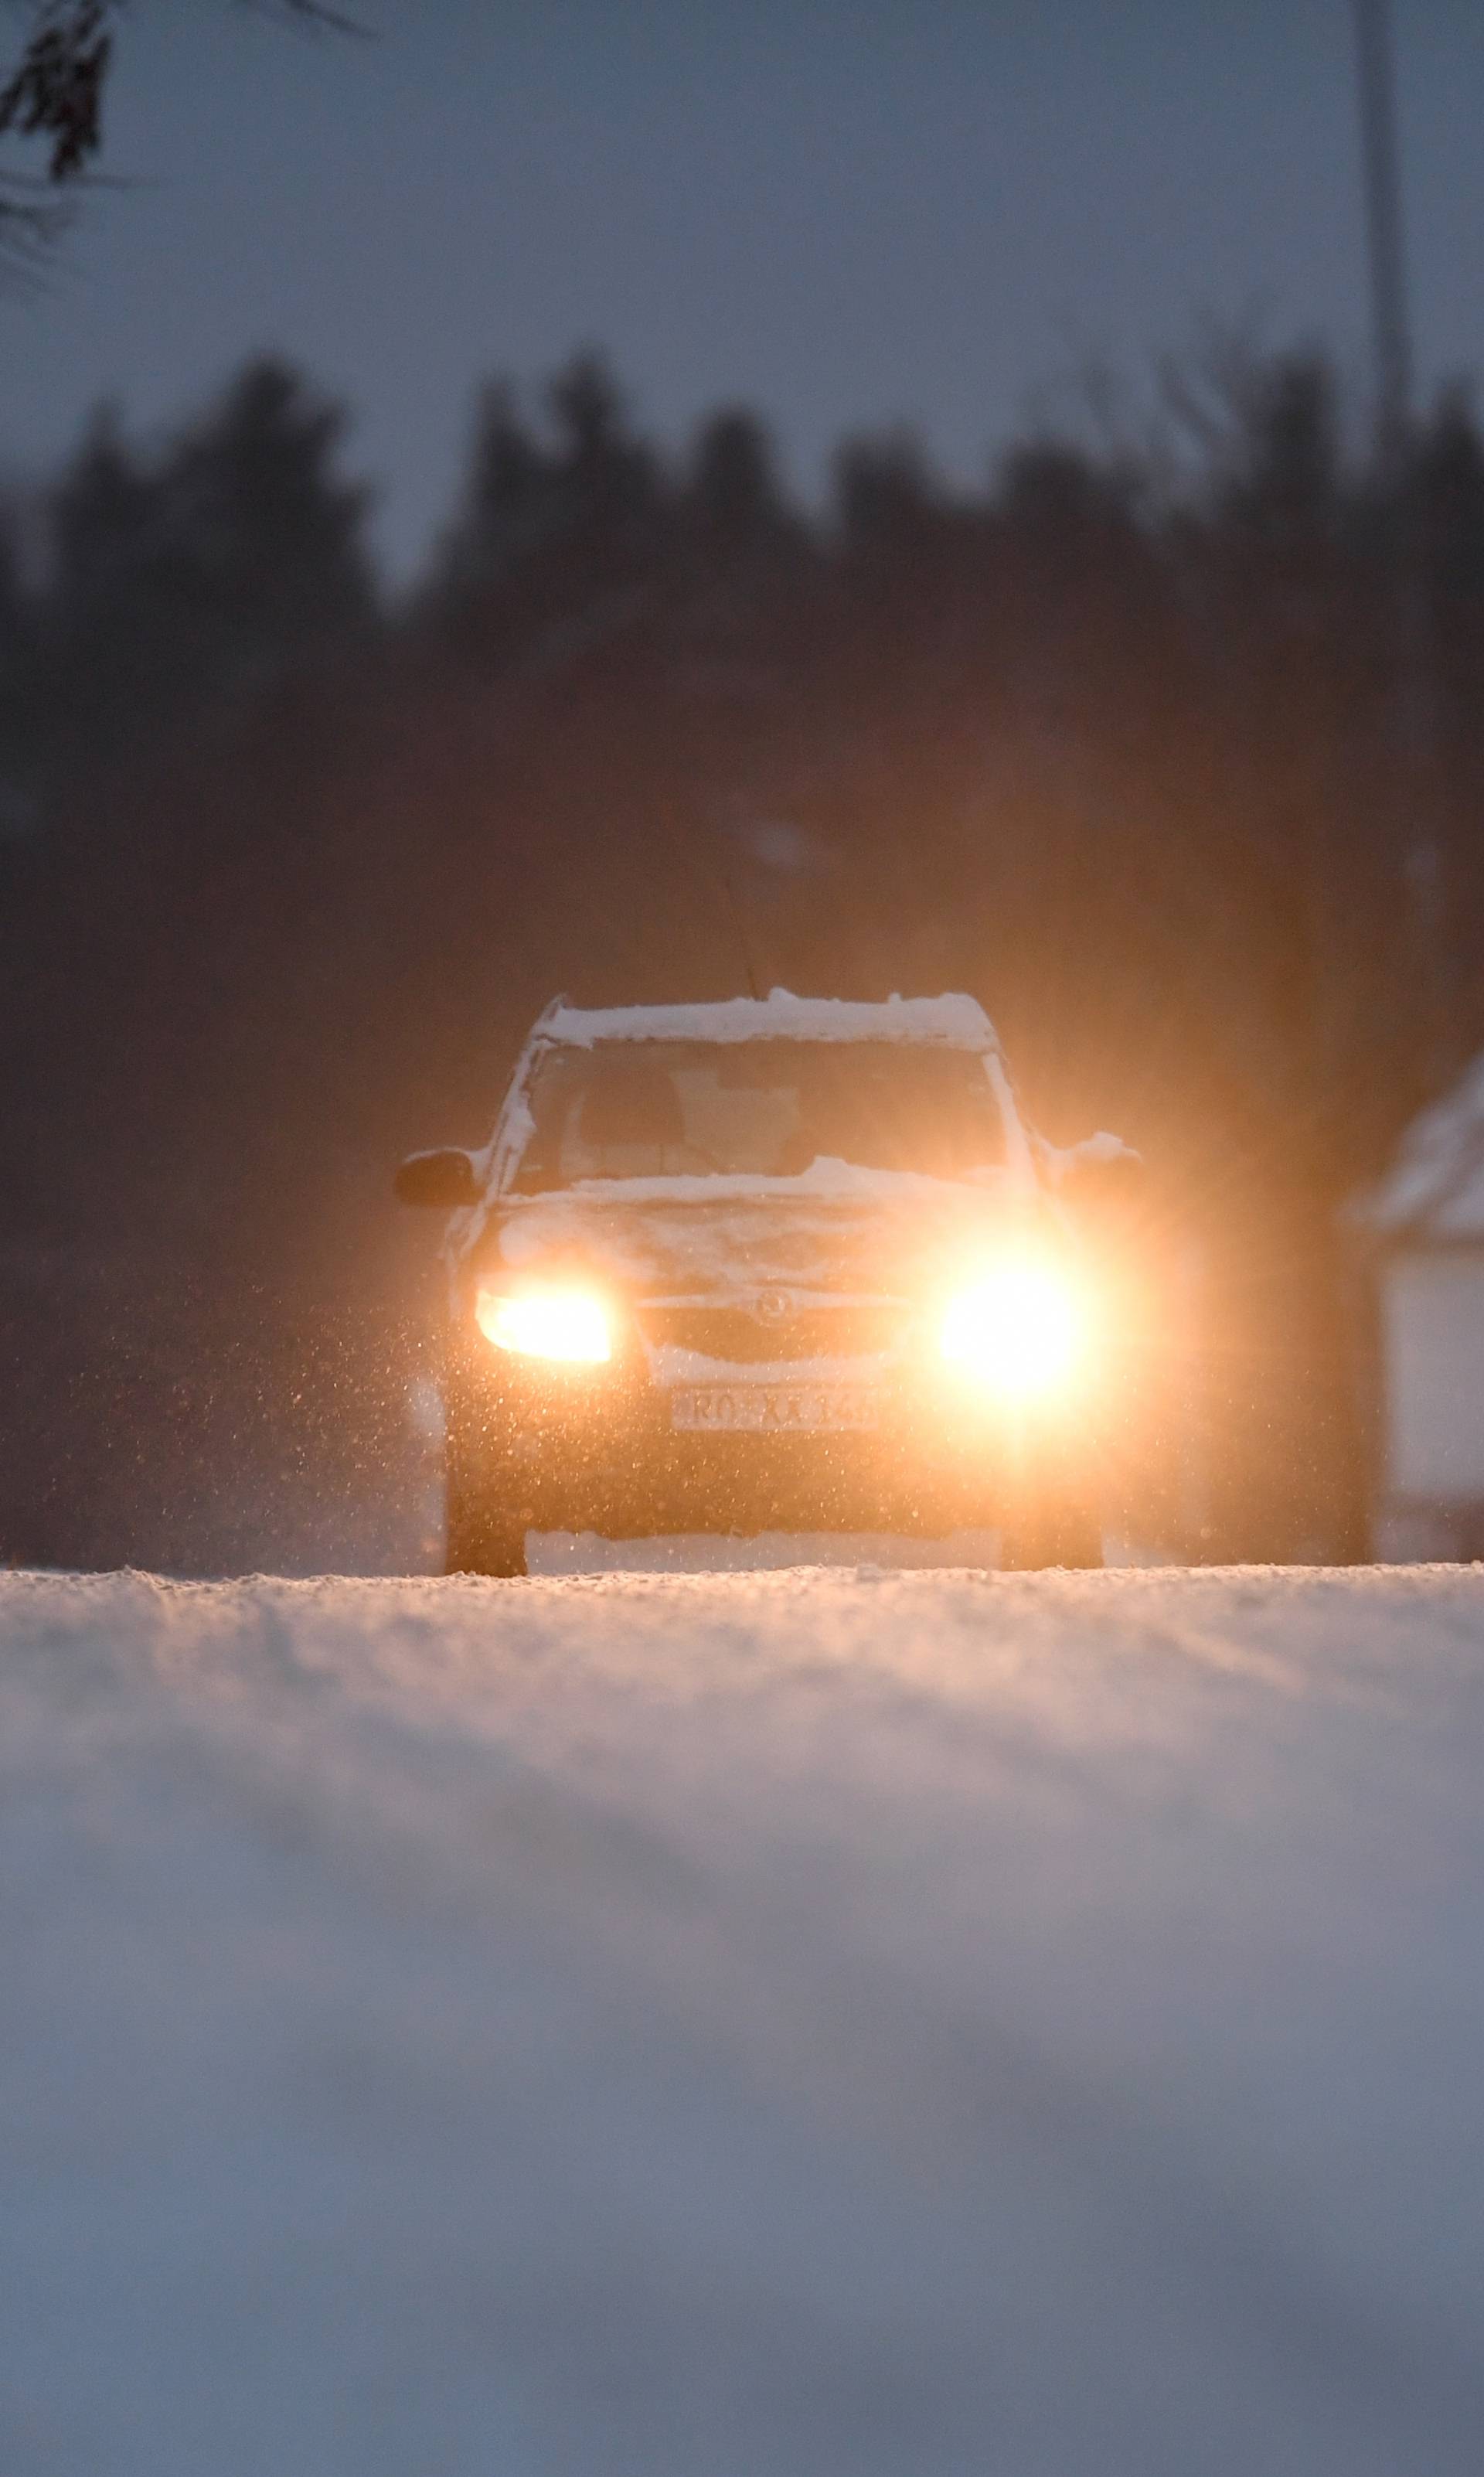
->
<box><xmin>536</xmin><ymin>990</ymin><xmax>999</xmax><ymax>1052</ymax></box>
<box><xmin>1358</xmin><ymin>1052</ymin><xmax>1484</xmax><ymax>1240</ymax></box>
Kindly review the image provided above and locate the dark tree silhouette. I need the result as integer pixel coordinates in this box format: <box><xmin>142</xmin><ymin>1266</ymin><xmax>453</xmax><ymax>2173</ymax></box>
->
<box><xmin>26</xmin><ymin>360</ymin><xmax>374</xmax><ymax>771</ymax></box>
<box><xmin>427</xmin><ymin>355</ymin><xmax>672</xmax><ymax>670</ymax></box>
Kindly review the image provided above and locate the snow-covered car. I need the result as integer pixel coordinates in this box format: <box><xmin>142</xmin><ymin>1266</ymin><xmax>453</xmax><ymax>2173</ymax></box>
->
<box><xmin>396</xmin><ymin>990</ymin><xmax>1140</xmax><ymax>1575</ymax></box>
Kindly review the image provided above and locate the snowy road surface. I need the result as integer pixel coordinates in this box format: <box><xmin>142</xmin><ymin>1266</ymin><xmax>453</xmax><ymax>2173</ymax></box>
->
<box><xmin>5</xmin><ymin>1562</ymin><xmax>1484</xmax><ymax>2476</ymax></box>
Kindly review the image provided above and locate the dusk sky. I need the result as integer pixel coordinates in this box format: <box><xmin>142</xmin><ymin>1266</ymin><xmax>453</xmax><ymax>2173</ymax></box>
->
<box><xmin>5</xmin><ymin>0</ymin><xmax>1482</xmax><ymax>574</ymax></box>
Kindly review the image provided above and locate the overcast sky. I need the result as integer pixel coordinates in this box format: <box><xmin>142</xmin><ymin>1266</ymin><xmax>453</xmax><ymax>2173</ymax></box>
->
<box><xmin>4</xmin><ymin>0</ymin><xmax>1481</xmax><ymax>574</ymax></box>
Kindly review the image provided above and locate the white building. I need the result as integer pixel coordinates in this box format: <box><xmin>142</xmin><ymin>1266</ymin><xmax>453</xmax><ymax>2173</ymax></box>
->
<box><xmin>1356</xmin><ymin>1055</ymin><xmax>1484</xmax><ymax>1560</ymax></box>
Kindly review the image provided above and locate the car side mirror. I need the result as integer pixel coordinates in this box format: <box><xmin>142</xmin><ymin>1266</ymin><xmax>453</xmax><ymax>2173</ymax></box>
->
<box><xmin>393</xmin><ymin>1148</ymin><xmax>480</xmax><ymax>1209</ymax></box>
<box><xmin>1047</xmin><ymin>1136</ymin><xmax>1145</xmax><ymax>1223</ymax></box>
<box><xmin>1064</xmin><ymin>1147</ymin><xmax>1145</xmax><ymax>1208</ymax></box>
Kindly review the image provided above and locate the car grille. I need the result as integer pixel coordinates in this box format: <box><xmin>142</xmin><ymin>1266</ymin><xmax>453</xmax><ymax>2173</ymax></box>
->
<box><xmin>638</xmin><ymin>1303</ymin><xmax>905</xmax><ymax>1362</ymax></box>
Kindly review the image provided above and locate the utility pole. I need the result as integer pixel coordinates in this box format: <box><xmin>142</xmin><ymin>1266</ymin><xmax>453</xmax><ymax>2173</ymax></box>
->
<box><xmin>1352</xmin><ymin>0</ymin><xmax>1414</xmax><ymax>469</ymax></box>
<box><xmin>1351</xmin><ymin>0</ymin><xmax>1443</xmax><ymax>1072</ymax></box>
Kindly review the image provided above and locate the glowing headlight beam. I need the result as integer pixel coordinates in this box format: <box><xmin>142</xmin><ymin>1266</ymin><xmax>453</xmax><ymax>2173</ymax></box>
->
<box><xmin>939</xmin><ymin>1260</ymin><xmax>1082</xmax><ymax>1397</ymax></box>
<box><xmin>476</xmin><ymin>1286</ymin><xmax>613</xmax><ymax>1364</ymax></box>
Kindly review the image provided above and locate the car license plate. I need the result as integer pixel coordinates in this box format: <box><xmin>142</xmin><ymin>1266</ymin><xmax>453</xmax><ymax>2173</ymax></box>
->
<box><xmin>670</xmin><ymin>1384</ymin><xmax>879</xmax><ymax>1434</ymax></box>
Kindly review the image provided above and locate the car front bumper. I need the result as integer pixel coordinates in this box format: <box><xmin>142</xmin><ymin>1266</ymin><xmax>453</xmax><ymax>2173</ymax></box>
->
<box><xmin>444</xmin><ymin>1339</ymin><xmax>1101</xmax><ymax>1536</ymax></box>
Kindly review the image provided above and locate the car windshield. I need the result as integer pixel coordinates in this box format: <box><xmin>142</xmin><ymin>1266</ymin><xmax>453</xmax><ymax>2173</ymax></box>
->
<box><xmin>513</xmin><ymin>1040</ymin><xmax>1009</xmax><ymax>1191</ymax></box>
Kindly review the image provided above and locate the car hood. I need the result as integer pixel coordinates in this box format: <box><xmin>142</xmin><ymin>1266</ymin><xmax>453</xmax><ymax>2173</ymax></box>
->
<box><xmin>484</xmin><ymin>1162</ymin><xmax>1028</xmax><ymax>1300</ymax></box>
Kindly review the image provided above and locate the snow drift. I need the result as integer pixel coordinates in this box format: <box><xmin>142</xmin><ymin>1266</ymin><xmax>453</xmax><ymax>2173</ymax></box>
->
<box><xmin>4</xmin><ymin>1562</ymin><xmax>1484</xmax><ymax>2475</ymax></box>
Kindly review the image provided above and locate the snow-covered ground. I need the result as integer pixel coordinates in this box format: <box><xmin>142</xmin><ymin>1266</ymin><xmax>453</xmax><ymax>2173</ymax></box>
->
<box><xmin>5</xmin><ymin>1561</ymin><xmax>1484</xmax><ymax>2475</ymax></box>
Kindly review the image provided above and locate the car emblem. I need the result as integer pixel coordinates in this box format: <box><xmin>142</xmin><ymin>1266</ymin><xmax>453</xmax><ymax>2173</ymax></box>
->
<box><xmin>754</xmin><ymin>1289</ymin><xmax>795</xmax><ymax>1326</ymax></box>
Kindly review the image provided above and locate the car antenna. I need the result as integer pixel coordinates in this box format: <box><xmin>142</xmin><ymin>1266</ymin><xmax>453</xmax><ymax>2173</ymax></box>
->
<box><xmin>722</xmin><ymin>867</ymin><xmax>763</xmax><ymax>1003</ymax></box>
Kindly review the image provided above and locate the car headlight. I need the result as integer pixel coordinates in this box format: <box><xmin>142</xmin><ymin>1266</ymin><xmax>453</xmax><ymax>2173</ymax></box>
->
<box><xmin>939</xmin><ymin>1259</ymin><xmax>1083</xmax><ymax>1397</ymax></box>
<box><xmin>475</xmin><ymin>1285</ymin><xmax>613</xmax><ymax>1364</ymax></box>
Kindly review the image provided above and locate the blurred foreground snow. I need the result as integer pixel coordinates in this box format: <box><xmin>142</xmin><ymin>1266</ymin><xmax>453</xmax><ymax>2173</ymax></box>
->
<box><xmin>4</xmin><ymin>1562</ymin><xmax>1484</xmax><ymax>2475</ymax></box>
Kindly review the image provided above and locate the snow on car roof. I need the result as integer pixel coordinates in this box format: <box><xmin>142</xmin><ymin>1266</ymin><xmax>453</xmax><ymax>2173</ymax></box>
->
<box><xmin>537</xmin><ymin>989</ymin><xmax>999</xmax><ymax>1051</ymax></box>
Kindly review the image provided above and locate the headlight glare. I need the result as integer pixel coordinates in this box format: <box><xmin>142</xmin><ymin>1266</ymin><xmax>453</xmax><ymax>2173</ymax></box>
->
<box><xmin>939</xmin><ymin>1259</ymin><xmax>1082</xmax><ymax>1397</ymax></box>
<box><xmin>475</xmin><ymin>1285</ymin><xmax>613</xmax><ymax>1364</ymax></box>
